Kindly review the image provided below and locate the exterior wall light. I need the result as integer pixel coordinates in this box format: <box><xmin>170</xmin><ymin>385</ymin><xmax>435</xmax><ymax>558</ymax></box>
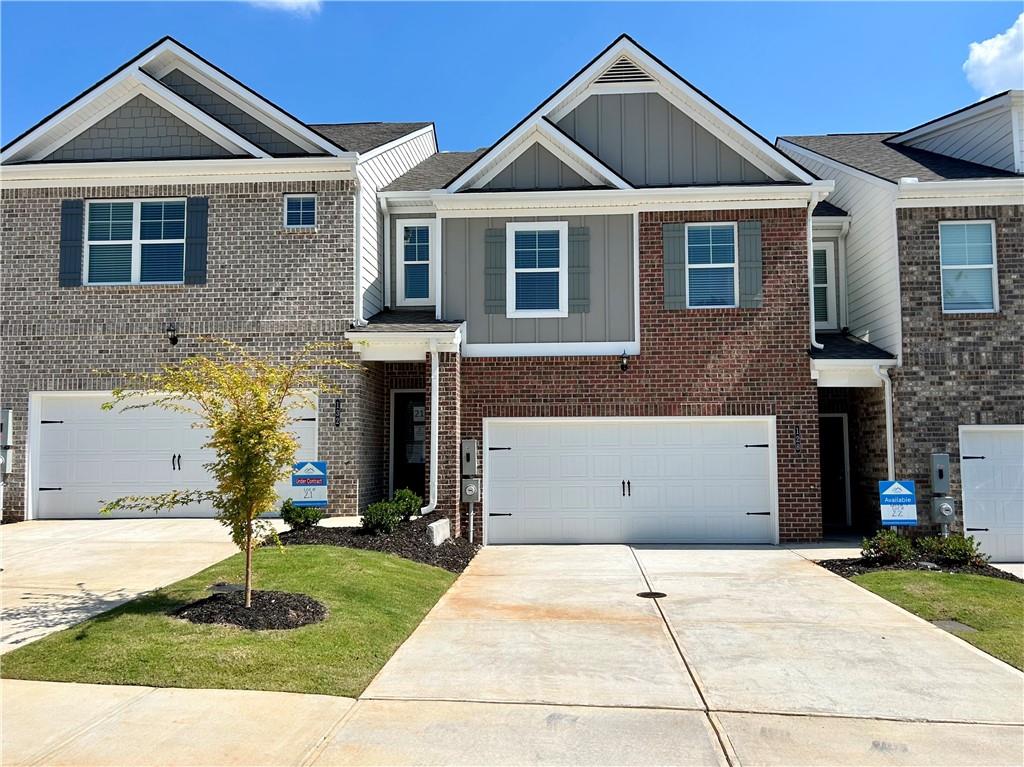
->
<box><xmin>620</xmin><ymin>350</ymin><xmax>629</xmax><ymax>373</ymax></box>
<box><xmin>166</xmin><ymin>322</ymin><xmax>179</xmax><ymax>346</ymax></box>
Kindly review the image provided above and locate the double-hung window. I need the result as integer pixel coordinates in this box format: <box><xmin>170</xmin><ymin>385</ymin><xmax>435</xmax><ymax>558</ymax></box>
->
<box><xmin>397</xmin><ymin>219</ymin><xmax>434</xmax><ymax>305</ymax></box>
<box><xmin>685</xmin><ymin>223</ymin><xmax>737</xmax><ymax>308</ymax></box>
<box><xmin>85</xmin><ymin>199</ymin><xmax>186</xmax><ymax>285</ymax></box>
<box><xmin>284</xmin><ymin>194</ymin><xmax>316</xmax><ymax>228</ymax></box>
<box><xmin>939</xmin><ymin>221</ymin><xmax>998</xmax><ymax>313</ymax></box>
<box><xmin>506</xmin><ymin>221</ymin><xmax>568</xmax><ymax>318</ymax></box>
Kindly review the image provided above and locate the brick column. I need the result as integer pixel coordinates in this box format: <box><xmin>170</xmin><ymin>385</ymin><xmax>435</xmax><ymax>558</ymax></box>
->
<box><xmin>424</xmin><ymin>351</ymin><xmax>462</xmax><ymax>536</ymax></box>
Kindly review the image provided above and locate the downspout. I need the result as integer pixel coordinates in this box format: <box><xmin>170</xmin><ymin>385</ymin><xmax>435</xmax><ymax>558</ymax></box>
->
<box><xmin>420</xmin><ymin>341</ymin><xmax>439</xmax><ymax>515</ymax></box>
<box><xmin>807</xmin><ymin>191</ymin><xmax>824</xmax><ymax>351</ymax></box>
<box><xmin>873</xmin><ymin>365</ymin><xmax>895</xmax><ymax>481</ymax></box>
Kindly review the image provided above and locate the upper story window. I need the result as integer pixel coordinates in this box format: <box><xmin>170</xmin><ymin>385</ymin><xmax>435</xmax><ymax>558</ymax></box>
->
<box><xmin>85</xmin><ymin>199</ymin><xmax>185</xmax><ymax>285</ymax></box>
<box><xmin>284</xmin><ymin>194</ymin><xmax>316</xmax><ymax>228</ymax></box>
<box><xmin>939</xmin><ymin>221</ymin><xmax>998</xmax><ymax>313</ymax></box>
<box><xmin>813</xmin><ymin>242</ymin><xmax>838</xmax><ymax>331</ymax></box>
<box><xmin>397</xmin><ymin>219</ymin><xmax>434</xmax><ymax>306</ymax></box>
<box><xmin>686</xmin><ymin>223</ymin><xmax>737</xmax><ymax>308</ymax></box>
<box><xmin>506</xmin><ymin>221</ymin><xmax>568</xmax><ymax>318</ymax></box>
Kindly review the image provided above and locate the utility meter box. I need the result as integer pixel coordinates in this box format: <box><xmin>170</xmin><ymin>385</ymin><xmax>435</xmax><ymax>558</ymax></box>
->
<box><xmin>0</xmin><ymin>408</ymin><xmax>12</xmax><ymax>476</ymax></box>
<box><xmin>930</xmin><ymin>496</ymin><xmax>956</xmax><ymax>524</ymax></box>
<box><xmin>461</xmin><ymin>478</ymin><xmax>481</xmax><ymax>503</ymax></box>
<box><xmin>461</xmin><ymin>439</ymin><xmax>479</xmax><ymax>478</ymax></box>
<box><xmin>930</xmin><ymin>453</ymin><xmax>951</xmax><ymax>496</ymax></box>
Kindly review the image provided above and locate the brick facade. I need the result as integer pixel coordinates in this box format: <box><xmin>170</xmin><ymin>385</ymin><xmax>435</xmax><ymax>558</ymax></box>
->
<box><xmin>0</xmin><ymin>179</ymin><xmax>380</xmax><ymax>521</ymax></box>
<box><xmin>891</xmin><ymin>204</ymin><xmax>1023</xmax><ymax>530</ymax></box>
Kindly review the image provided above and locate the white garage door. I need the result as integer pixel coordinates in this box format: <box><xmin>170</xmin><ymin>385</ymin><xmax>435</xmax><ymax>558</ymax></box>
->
<box><xmin>960</xmin><ymin>426</ymin><xmax>1024</xmax><ymax>563</ymax></box>
<box><xmin>485</xmin><ymin>418</ymin><xmax>776</xmax><ymax>544</ymax></box>
<box><xmin>33</xmin><ymin>393</ymin><xmax>317</xmax><ymax>519</ymax></box>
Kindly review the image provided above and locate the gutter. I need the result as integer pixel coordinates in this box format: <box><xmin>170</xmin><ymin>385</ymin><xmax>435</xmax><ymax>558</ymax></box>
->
<box><xmin>420</xmin><ymin>341</ymin><xmax>440</xmax><ymax>516</ymax></box>
<box><xmin>873</xmin><ymin>365</ymin><xmax>896</xmax><ymax>481</ymax></box>
<box><xmin>807</xmin><ymin>191</ymin><xmax>824</xmax><ymax>351</ymax></box>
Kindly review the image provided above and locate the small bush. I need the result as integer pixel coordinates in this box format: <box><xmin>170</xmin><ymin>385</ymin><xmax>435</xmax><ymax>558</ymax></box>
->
<box><xmin>392</xmin><ymin>488</ymin><xmax>422</xmax><ymax>520</ymax></box>
<box><xmin>861</xmin><ymin>529</ymin><xmax>914</xmax><ymax>564</ymax></box>
<box><xmin>362</xmin><ymin>501</ymin><xmax>402</xmax><ymax>534</ymax></box>
<box><xmin>280</xmin><ymin>499</ymin><xmax>323</xmax><ymax>530</ymax></box>
<box><xmin>916</xmin><ymin>534</ymin><xmax>989</xmax><ymax>567</ymax></box>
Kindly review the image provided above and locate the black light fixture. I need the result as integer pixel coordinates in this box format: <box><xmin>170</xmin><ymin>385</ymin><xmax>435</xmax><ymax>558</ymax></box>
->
<box><xmin>166</xmin><ymin>322</ymin><xmax>179</xmax><ymax>346</ymax></box>
<box><xmin>620</xmin><ymin>350</ymin><xmax>629</xmax><ymax>373</ymax></box>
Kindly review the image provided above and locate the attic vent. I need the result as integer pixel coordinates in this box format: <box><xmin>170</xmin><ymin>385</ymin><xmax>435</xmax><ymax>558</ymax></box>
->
<box><xmin>595</xmin><ymin>57</ymin><xmax>654</xmax><ymax>84</ymax></box>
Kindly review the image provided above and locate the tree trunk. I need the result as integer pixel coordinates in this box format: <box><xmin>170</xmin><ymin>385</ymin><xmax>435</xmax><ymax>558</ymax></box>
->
<box><xmin>244</xmin><ymin>522</ymin><xmax>253</xmax><ymax>609</ymax></box>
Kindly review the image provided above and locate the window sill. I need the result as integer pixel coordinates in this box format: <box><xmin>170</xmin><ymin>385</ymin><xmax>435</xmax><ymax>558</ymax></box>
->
<box><xmin>506</xmin><ymin>311</ymin><xmax>569</xmax><ymax>320</ymax></box>
<box><xmin>941</xmin><ymin>310</ymin><xmax>999</xmax><ymax>318</ymax></box>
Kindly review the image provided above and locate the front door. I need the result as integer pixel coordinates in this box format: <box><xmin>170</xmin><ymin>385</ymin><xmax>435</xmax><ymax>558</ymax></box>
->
<box><xmin>392</xmin><ymin>392</ymin><xmax>426</xmax><ymax>499</ymax></box>
<box><xmin>819</xmin><ymin>415</ymin><xmax>850</xmax><ymax>531</ymax></box>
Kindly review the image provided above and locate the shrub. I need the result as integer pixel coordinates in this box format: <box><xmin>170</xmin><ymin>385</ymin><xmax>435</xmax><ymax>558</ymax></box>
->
<box><xmin>362</xmin><ymin>501</ymin><xmax>402</xmax><ymax>534</ymax></box>
<box><xmin>916</xmin><ymin>535</ymin><xmax>989</xmax><ymax>567</ymax></box>
<box><xmin>280</xmin><ymin>499</ymin><xmax>323</xmax><ymax>530</ymax></box>
<box><xmin>861</xmin><ymin>529</ymin><xmax>914</xmax><ymax>564</ymax></box>
<box><xmin>392</xmin><ymin>488</ymin><xmax>422</xmax><ymax>520</ymax></box>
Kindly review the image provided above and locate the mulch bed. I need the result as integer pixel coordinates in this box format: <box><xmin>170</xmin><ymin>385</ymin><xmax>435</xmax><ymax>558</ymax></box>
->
<box><xmin>277</xmin><ymin>511</ymin><xmax>480</xmax><ymax>573</ymax></box>
<box><xmin>818</xmin><ymin>558</ymin><xmax>1023</xmax><ymax>584</ymax></box>
<box><xmin>174</xmin><ymin>590</ymin><xmax>328</xmax><ymax>630</ymax></box>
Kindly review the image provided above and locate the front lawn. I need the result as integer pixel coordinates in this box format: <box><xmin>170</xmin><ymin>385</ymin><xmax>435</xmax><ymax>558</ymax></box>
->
<box><xmin>853</xmin><ymin>571</ymin><xmax>1024</xmax><ymax>670</ymax></box>
<box><xmin>0</xmin><ymin>546</ymin><xmax>455</xmax><ymax>697</ymax></box>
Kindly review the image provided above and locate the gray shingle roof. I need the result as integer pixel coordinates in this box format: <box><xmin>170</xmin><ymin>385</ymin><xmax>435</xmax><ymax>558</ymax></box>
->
<box><xmin>382</xmin><ymin>150</ymin><xmax>487</xmax><ymax>192</ymax></box>
<box><xmin>780</xmin><ymin>133</ymin><xmax>1019</xmax><ymax>183</ymax></box>
<box><xmin>356</xmin><ymin>310</ymin><xmax>463</xmax><ymax>333</ymax></box>
<box><xmin>810</xmin><ymin>333</ymin><xmax>895</xmax><ymax>360</ymax></box>
<box><xmin>307</xmin><ymin>122</ymin><xmax>431</xmax><ymax>154</ymax></box>
<box><xmin>813</xmin><ymin>200</ymin><xmax>848</xmax><ymax>217</ymax></box>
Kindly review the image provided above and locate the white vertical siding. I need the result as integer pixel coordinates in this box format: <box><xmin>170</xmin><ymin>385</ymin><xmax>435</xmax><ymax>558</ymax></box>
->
<box><xmin>783</xmin><ymin>143</ymin><xmax>902</xmax><ymax>356</ymax></box>
<box><xmin>356</xmin><ymin>128</ymin><xmax>436</xmax><ymax>319</ymax></box>
<box><xmin>902</xmin><ymin>109</ymin><xmax>1016</xmax><ymax>172</ymax></box>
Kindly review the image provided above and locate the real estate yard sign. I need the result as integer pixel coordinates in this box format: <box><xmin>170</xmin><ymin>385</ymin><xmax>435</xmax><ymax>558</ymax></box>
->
<box><xmin>879</xmin><ymin>480</ymin><xmax>917</xmax><ymax>526</ymax></box>
<box><xmin>291</xmin><ymin>461</ymin><xmax>328</xmax><ymax>508</ymax></box>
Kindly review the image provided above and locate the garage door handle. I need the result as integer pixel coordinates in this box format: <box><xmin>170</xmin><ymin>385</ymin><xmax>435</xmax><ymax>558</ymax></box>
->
<box><xmin>488</xmin><ymin>513</ymin><xmax>512</xmax><ymax>517</ymax></box>
<box><xmin>966</xmin><ymin>527</ymin><xmax>989</xmax><ymax>532</ymax></box>
<box><xmin>622</xmin><ymin>480</ymin><xmax>626</xmax><ymax>496</ymax></box>
<box><xmin>746</xmin><ymin>512</ymin><xmax>770</xmax><ymax>516</ymax></box>
<box><xmin>627</xmin><ymin>480</ymin><xmax>631</xmax><ymax>496</ymax></box>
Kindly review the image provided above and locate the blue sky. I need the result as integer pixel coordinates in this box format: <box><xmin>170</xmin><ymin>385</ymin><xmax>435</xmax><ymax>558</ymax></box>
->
<box><xmin>3</xmin><ymin>2</ymin><xmax>1022</xmax><ymax>151</ymax></box>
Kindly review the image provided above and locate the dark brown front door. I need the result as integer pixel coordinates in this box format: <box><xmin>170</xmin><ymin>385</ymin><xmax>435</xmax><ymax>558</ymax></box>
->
<box><xmin>819</xmin><ymin>415</ymin><xmax>850</xmax><ymax>531</ymax></box>
<box><xmin>392</xmin><ymin>392</ymin><xmax>426</xmax><ymax>498</ymax></box>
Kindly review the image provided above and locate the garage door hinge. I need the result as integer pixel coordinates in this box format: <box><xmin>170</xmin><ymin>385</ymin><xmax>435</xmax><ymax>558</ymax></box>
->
<box><xmin>488</xmin><ymin>447</ymin><xmax>512</xmax><ymax>451</ymax></box>
<box><xmin>38</xmin><ymin>487</ymin><xmax>62</xmax><ymax>491</ymax></box>
<box><xmin>298</xmin><ymin>417</ymin><xmax>317</xmax><ymax>422</ymax></box>
<box><xmin>745</xmin><ymin>512</ymin><xmax>770</xmax><ymax>516</ymax></box>
<box><xmin>966</xmin><ymin>527</ymin><xmax>989</xmax><ymax>532</ymax></box>
<box><xmin>40</xmin><ymin>420</ymin><xmax>64</xmax><ymax>424</ymax></box>
<box><xmin>488</xmin><ymin>513</ymin><xmax>512</xmax><ymax>517</ymax></box>
<box><xmin>744</xmin><ymin>443</ymin><xmax>769</xmax><ymax>448</ymax></box>
<box><xmin>962</xmin><ymin>455</ymin><xmax>985</xmax><ymax>460</ymax></box>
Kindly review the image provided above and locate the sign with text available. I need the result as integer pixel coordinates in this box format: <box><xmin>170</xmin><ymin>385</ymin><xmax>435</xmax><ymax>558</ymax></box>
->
<box><xmin>290</xmin><ymin>461</ymin><xmax>328</xmax><ymax>508</ymax></box>
<box><xmin>878</xmin><ymin>480</ymin><xmax>917</xmax><ymax>526</ymax></box>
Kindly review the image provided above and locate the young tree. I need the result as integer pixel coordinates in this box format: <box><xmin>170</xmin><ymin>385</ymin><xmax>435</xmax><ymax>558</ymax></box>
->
<box><xmin>100</xmin><ymin>341</ymin><xmax>354</xmax><ymax>608</ymax></box>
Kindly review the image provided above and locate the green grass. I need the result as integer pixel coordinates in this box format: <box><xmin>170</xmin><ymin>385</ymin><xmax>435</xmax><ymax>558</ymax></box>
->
<box><xmin>0</xmin><ymin>546</ymin><xmax>455</xmax><ymax>697</ymax></box>
<box><xmin>852</xmin><ymin>571</ymin><xmax>1024</xmax><ymax>670</ymax></box>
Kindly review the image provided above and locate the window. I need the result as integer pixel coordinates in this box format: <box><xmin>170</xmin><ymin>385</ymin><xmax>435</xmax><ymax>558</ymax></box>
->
<box><xmin>85</xmin><ymin>199</ymin><xmax>186</xmax><ymax>285</ymax></box>
<box><xmin>813</xmin><ymin>242</ymin><xmax>838</xmax><ymax>330</ymax></box>
<box><xmin>940</xmin><ymin>221</ymin><xmax>997</xmax><ymax>313</ymax></box>
<box><xmin>685</xmin><ymin>223</ymin><xmax>737</xmax><ymax>308</ymax></box>
<box><xmin>397</xmin><ymin>219</ymin><xmax>434</xmax><ymax>306</ymax></box>
<box><xmin>284</xmin><ymin>194</ymin><xmax>316</xmax><ymax>228</ymax></box>
<box><xmin>506</xmin><ymin>221</ymin><xmax>568</xmax><ymax>318</ymax></box>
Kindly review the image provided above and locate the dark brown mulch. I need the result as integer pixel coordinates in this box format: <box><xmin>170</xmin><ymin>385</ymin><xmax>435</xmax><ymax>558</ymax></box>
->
<box><xmin>277</xmin><ymin>512</ymin><xmax>479</xmax><ymax>573</ymax></box>
<box><xmin>174</xmin><ymin>590</ymin><xmax>328</xmax><ymax>630</ymax></box>
<box><xmin>818</xmin><ymin>558</ymin><xmax>1023</xmax><ymax>584</ymax></box>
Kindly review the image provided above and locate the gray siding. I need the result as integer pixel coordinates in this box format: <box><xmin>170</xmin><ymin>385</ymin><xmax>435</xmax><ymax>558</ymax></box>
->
<box><xmin>45</xmin><ymin>95</ymin><xmax>233</xmax><ymax>162</ymax></box>
<box><xmin>160</xmin><ymin>69</ymin><xmax>305</xmax><ymax>156</ymax></box>
<box><xmin>443</xmin><ymin>214</ymin><xmax>634</xmax><ymax>344</ymax></box>
<box><xmin>902</xmin><ymin>109</ymin><xmax>1016</xmax><ymax>173</ymax></box>
<box><xmin>557</xmin><ymin>93</ymin><xmax>769</xmax><ymax>187</ymax></box>
<box><xmin>480</xmin><ymin>144</ymin><xmax>593</xmax><ymax>190</ymax></box>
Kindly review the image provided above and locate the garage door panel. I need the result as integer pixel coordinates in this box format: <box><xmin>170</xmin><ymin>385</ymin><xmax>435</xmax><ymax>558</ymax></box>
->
<box><xmin>960</xmin><ymin>427</ymin><xmax>1024</xmax><ymax>562</ymax></box>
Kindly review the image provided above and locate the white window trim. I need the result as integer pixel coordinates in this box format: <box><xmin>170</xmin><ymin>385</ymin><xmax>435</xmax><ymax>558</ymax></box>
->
<box><xmin>684</xmin><ymin>222</ymin><xmax>738</xmax><ymax>309</ymax></box>
<box><xmin>939</xmin><ymin>220</ymin><xmax>998</xmax><ymax>314</ymax></box>
<box><xmin>813</xmin><ymin>241</ymin><xmax>838</xmax><ymax>331</ymax></box>
<box><xmin>396</xmin><ymin>219</ymin><xmax>436</xmax><ymax>307</ymax></box>
<box><xmin>83</xmin><ymin>198</ymin><xmax>186</xmax><ymax>286</ymax></box>
<box><xmin>506</xmin><ymin>221</ymin><xmax>569</xmax><ymax>319</ymax></box>
<box><xmin>283</xmin><ymin>193</ymin><xmax>317</xmax><ymax>229</ymax></box>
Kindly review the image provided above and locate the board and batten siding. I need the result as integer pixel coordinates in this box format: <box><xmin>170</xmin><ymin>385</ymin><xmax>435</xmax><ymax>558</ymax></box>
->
<box><xmin>901</xmin><ymin>109</ymin><xmax>1017</xmax><ymax>173</ymax></box>
<box><xmin>356</xmin><ymin>129</ymin><xmax>436</xmax><ymax>319</ymax></box>
<box><xmin>480</xmin><ymin>144</ymin><xmax>592</xmax><ymax>191</ymax></box>
<box><xmin>443</xmin><ymin>214</ymin><xmax>634</xmax><ymax>345</ymax></box>
<box><xmin>784</xmin><ymin>143</ymin><xmax>901</xmax><ymax>356</ymax></box>
<box><xmin>556</xmin><ymin>93</ymin><xmax>770</xmax><ymax>187</ymax></box>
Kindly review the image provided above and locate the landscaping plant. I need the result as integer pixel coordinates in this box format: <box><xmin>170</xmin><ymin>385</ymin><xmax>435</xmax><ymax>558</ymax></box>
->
<box><xmin>362</xmin><ymin>501</ymin><xmax>402</xmax><ymax>534</ymax></box>
<box><xmin>860</xmin><ymin>529</ymin><xmax>914</xmax><ymax>564</ymax></box>
<box><xmin>280</xmin><ymin>498</ymin><xmax>324</xmax><ymax>531</ymax></box>
<box><xmin>99</xmin><ymin>340</ymin><xmax>354</xmax><ymax>608</ymax></box>
<box><xmin>916</xmin><ymin>534</ymin><xmax>989</xmax><ymax>567</ymax></box>
<box><xmin>391</xmin><ymin>488</ymin><xmax>423</xmax><ymax>521</ymax></box>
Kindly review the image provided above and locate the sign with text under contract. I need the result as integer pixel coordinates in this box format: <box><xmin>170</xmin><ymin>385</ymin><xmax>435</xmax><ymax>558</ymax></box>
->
<box><xmin>291</xmin><ymin>461</ymin><xmax>328</xmax><ymax>508</ymax></box>
<box><xmin>879</xmin><ymin>480</ymin><xmax>917</xmax><ymax>526</ymax></box>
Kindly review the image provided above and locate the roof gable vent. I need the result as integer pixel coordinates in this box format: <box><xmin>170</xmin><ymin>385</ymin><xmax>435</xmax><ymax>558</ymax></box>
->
<box><xmin>595</xmin><ymin>56</ymin><xmax>654</xmax><ymax>84</ymax></box>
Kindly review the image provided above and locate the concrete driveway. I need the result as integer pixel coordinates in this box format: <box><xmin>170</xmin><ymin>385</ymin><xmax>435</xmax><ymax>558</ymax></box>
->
<box><xmin>0</xmin><ymin>519</ymin><xmax>238</xmax><ymax>653</ymax></box>
<box><xmin>315</xmin><ymin>544</ymin><xmax>1024</xmax><ymax>766</ymax></box>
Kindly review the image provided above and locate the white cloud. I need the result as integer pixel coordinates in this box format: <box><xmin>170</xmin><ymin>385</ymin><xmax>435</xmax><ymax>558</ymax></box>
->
<box><xmin>963</xmin><ymin>13</ymin><xmax>1024</xmax><ymax>96</ymax></box>
<box><xmin>247</xmin><ymin>0</ymin><xmax>322</xmax><ymax>17</ymax></box>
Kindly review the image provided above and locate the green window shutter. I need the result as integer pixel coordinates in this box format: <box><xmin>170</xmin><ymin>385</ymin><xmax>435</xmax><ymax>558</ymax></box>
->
<box><xmin>663</xmin><ymin>223</ymin><xmax>686</xmax><ymax>309</ymax></box>
<box><xmin>484</xmin><ymin>228</ymin><xmax>506</xmax><ymax>314</ymax></box>
<box><xmin>183</xmin><ymin>197</ymin><xmax>209</xmax><ymax>285</ymax></box>
<box><xmin>738</xmin><ymin>220</ymin><xmax>763</xmax><ymax>308</ymax></box>
<box><xmin>58</xmin><ymin>200</ymin><xmax>84</xmax><ymax>287</ymax></box>
<box><xmin>568</xmin><ymin>226</ymin><xmax>590</xmax><ymax>314</ymax></box>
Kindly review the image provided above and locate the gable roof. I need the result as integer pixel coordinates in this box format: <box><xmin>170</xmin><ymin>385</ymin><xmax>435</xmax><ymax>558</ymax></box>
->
<box><xmin>445</xmin><ymin>34</ymin><xmax>817</xmax><ymax>192</ymax></box>
<box><xmin>382</xmin><ymin>150</ymin><xmax>486</xmax><ymax>192</ymax></box>
<box><xmin>812</xmin><ymin>200</ymin><xmax>848</xmax><ymax>217</ymax></box>
<box><xmin>779</xmin><ymin>133</ymin><xmax>1020</xmax><ymax>183</ymax></box>
<box><xmin>310</xmin><ymin>122</ymin><xmax>432</xmax><ymax>154</ymax></box>
<box><xmin>887</xmin><ymin>90</ymin><xmax>1014</xmax><ymax>145</ymax></box>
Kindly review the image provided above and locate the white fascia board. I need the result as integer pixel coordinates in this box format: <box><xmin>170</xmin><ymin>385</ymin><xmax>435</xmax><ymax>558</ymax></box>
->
<box><xmin>0</xmin><ymin>155</ymin><xmax>357</xmax><ymax>189</ymax></box>
<box><xmin>811</xmin><ymin>358</ymin><xmax>897</xmax><ymax>388</ymax></box>
<box><xmin>777</xmin><ymin>139</ymin><xmax>897</xmax><ymax>189</ymax></box>
<box><xmin>345</xmin><ymin>325</ymin><xmax>464</xmax><ymax>360</ymax></box>
<box><xmin>135</xmin><ymin>39</ymin><xmax>344</xmax><ymax>157</ymax></box>
<box><xmin>358</xmin><ymin>125</ymin><xmax>437</xmax><ymax>164</ymax></box>
<box><xmin>895</xmin><ymin>177</ymin><xmax>1024</xmax><ymax>208</ymax></box>
<box><xmin>889</xmin><ymin>92</ymin><xmax>1011</xmax><ymax>145</ymax></box>
<box><xmin>463</xmin><ymin>340</ymin><xmax>640</xmax><ymax>358</ymax></box>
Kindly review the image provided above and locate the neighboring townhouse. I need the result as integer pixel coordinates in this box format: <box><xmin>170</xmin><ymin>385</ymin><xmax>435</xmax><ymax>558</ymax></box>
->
<box><xmin>0</xmin><ymin>37</ymin><xmax>435</xmax><ymax>522</ymax></box>
<box><xmin>779</xmin><ymin>90</ymin><xmax>1024</xmax><ymax>561</ymax></box>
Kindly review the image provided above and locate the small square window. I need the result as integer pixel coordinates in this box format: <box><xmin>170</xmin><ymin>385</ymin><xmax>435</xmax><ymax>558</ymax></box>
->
<box><xmin>285</xmin><ymin>195</ymin><xmax>316</xmax><ymax>228</ymax></box>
